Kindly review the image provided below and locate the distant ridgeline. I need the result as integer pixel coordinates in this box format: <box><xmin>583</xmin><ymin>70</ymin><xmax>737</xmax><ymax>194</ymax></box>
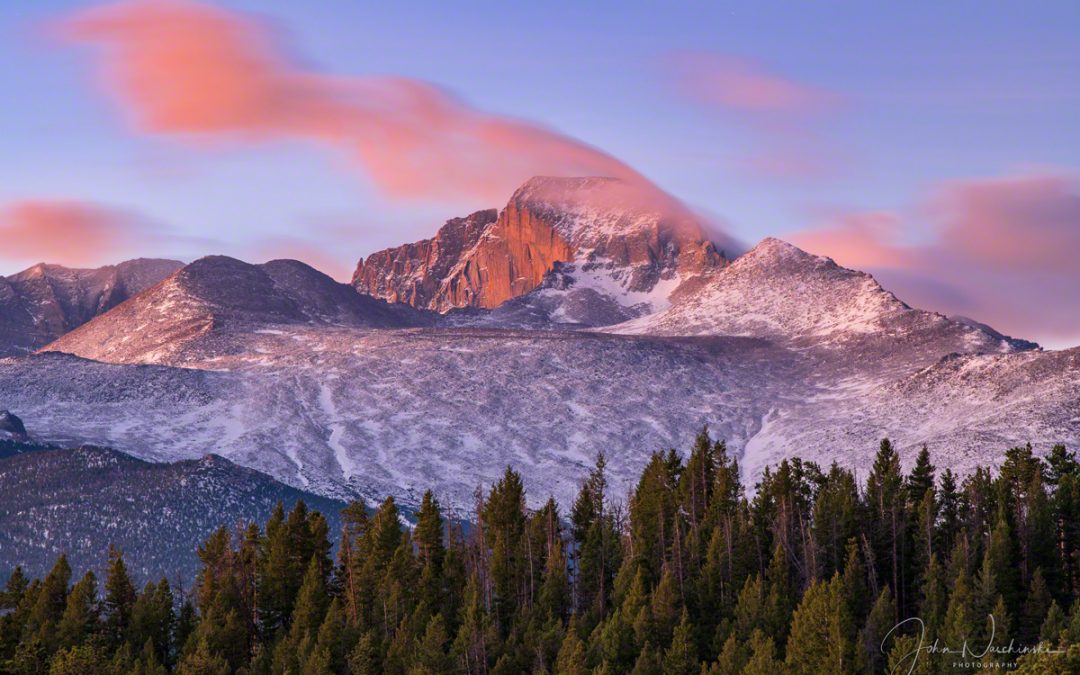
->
<box><xmin>0</xmin><ymin>442</ymin><xmax>346</xmax><ymax>584</ymax></box>
<box><xmin>2</xmin><ymin>430</ymin><xmax>1079</xmax><ymax>673</ymax></box>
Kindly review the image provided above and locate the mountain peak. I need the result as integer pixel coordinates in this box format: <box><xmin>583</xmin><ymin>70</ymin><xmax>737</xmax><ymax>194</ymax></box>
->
<box><xmin>510</xmin><ymin>176</ymin><xmax>628</xmax><ymax>210</ymax></box>
<box><xmin>738</xmin><ymin>237</ymin><xmax>830</xmax><ymax>268</ymax></box>
<box><xmin>354</xmin><ymin>176</ymin><xmax>727</xmax><ymax>318</ymax></box>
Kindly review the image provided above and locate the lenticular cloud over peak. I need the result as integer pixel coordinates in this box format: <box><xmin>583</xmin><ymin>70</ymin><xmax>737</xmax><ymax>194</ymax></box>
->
<box><xmin>57</xmin><ymin>0</ymin><xmax>654</xmax><ymax>204</ymax></box>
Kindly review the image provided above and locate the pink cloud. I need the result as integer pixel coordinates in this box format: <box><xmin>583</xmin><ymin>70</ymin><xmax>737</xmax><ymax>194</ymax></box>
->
<box><xmin>0</xmin><ymin>200</ymin><xmax>153</xmax><ymax>268</ymax></box>
<box><xmin>790</xmin><ymin>171</ymin><xmax>1080</xmax><ymax>346</ymax></box>
<box><xmin>668</xmin><ymin>53</ymin><xmax>841</xmax><ymax>117</ymax></box>
<box><xmin>56</xmin><ymin>0</ymin><xmax>655</xmax><ymax>204</ymax></box>
<box><xmin>929</xmin><ymin>174</ymin><xmax>1080</xmax><ymax>273</ymax></box>
<box><xmin>665</xmin><ymin>52</ymin><xmax>846</xmax><ymax>180</ymax></box>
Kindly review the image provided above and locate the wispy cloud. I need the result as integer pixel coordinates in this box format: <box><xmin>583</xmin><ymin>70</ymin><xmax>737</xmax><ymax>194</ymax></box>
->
<box><xmin>0</xmin><ymin>199</ymin><xmax>158</xmax><ymax>268</ymax></box>
<box><xmin>667</xmin><ymin>53</ymin><xmax>841</xmax><ymax>116</ymax></box>
<box><xmin>664</xmin><ymin>52</ymin><xmax>846</xmax><ymax>180</ymax></box>
<box><xmin>56</xmin><ymin>0</ymin><xmax>656</xmax><ymax>204</ymax></box>
<box><xmin>790</xmin><ymin>171</ymin><xmax>1080</xmax><ymax>345</ymax></box>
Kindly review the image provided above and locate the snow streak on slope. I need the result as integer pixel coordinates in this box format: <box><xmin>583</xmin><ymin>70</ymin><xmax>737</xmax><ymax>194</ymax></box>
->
<box><xmin>8</xmin><ymin>330</ymin><xmax>792</xmax><ymax>508</ymax></box>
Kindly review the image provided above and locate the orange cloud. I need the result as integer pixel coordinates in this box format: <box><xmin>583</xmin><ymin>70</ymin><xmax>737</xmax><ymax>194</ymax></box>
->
<box><xmin>57</xmin><ymin>0</ymin><xmax>653</xmax><ymax>203</ymax></box>
<box><xmin>0</xmin><ymin>200</ymin><xmax>152</xmax><ymax>268</ymax></box>
<box><xmin>790</xmin><ymin>171</ymin><xmax>1080</xmax><ymax>345</ymax></box>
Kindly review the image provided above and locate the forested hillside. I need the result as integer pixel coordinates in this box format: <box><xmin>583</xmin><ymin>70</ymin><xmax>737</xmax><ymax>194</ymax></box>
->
<box><xmin>2</xmin><ymin>432</ymin><xmax>1079</xmax><ymax>673</ymax></box>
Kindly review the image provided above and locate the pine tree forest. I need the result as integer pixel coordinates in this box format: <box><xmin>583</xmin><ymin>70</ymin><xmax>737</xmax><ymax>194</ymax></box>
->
<box><xmin>3</xmin><ymin>431</ymin><xmax>1080</xmax><ymax>674</ymax></box>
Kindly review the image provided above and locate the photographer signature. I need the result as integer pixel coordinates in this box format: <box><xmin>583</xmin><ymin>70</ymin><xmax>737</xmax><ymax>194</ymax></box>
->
<box><xmin>882</xmin><ymin>615</ymin><xmax>1065</xmax><ymax>674</ymax></box>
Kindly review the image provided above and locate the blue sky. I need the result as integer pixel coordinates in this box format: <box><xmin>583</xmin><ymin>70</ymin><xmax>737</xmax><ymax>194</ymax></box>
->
<box><xmin>0</xmin><ymin>1</ymin><xmax>1078</xmax><ymax>344</ymax></box>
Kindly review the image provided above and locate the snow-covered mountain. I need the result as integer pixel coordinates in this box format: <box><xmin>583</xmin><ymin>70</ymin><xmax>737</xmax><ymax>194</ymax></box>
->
<box><xmin>46</xmin><ymin>255</ymin><xmax>434</xmax><ymax>365</ymax></box>
<box><xmin>355</xmin><ymin>176</ymin><xmax>732</xmax><ymax>325</ymax></box>
<box><xmin>17</xmin><ymin>226</ymin><xmax>1076</xmax><ymax>513</ymax></box>
<box><xmin>0</xmin><ymin>258</ymin><xmax>182</xmax><ymax>356</ymax></box>
<box><xmin>613</xmin><ymin>238</ymin><xmax>1020</xmax><ymax>348</ymax></box>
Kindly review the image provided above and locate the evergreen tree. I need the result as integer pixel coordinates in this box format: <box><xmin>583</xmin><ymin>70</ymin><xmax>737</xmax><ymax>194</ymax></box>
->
<box><xmin>628</xmin><ymin>452</ymin><xmax>680</xmax><ymax>585</ymax></box>
<box><xmin>129</xmin><ymin>579</ymin><xmax>174</xmax><ymax>665</ymax></box>
<box><xmin>937</xmin><ymin>468</ymin><xmax>962</xmax><ymax>557</ymax></box>
<box><xmin>865</xmin><ymin>439</ymin><xmax>909</xmax><ymax>619</ymax></box>
<box><xmin>103</xmin><ymin>547</ymin><xmax>137</xmax><ymax>649</ymax></box>
<box><xmin>482</xmin><ymin>467</ymin><xmax>527</xmax><ymax>635</ymax></box>
<box><xmin>784</xmin><ymin>576</ymin><xmax>852</xmax><ymax>674</ymax></box>
<box><xmin>741</xmin><ymin>629</ymin><xmax>781</xmax><ymax>675</ymax></box>
<box><xmin>918</xmin><ymin>553</ymin><xmax>947</xmax><ymax>640</ymax></box>
<box><xmin>663</xmin><ymin>609</ymin><xmax>698</xmax><ymax>675</ymax></box>
<box><xmin>1040</xmin><ymin>600</ymin><xmax>1067</xmax><ymax>644</ymax></box>
<box><xmin>812</xmin><ymin>463</ymin><xmax>860</xmax><ymax>581</ymax></box>
<box><xmin>538</xmin><ymin>538</ymin><xmax>571</xmax><ymax>621</ymax></box>
<box><xmin>856</xmin><ymin>587</ymin><xmax>896</xmax><ymax>675</ymax></box>
<box><xmin>414</xmin><ymin>491</ymin><xmax>445</xmax><ymax>603</ymax></box>
<box><xmin>56</xmin><ymin>571</ymin><xmax>99</xmax><ymax>650</ymax></box>
<box><xmin>176</xmin><ymin>637</ymin><xmax>231</xmax><ymax>675</ymax></box>
<box><xmin>47</xmin><ymin>644</ymin><xmax>108</xmax><ymax>675</ymax></box>
<box><xmin>629</xmin><ymin>641</ymin><xmax>662</xmax><ymax>675</ymax></box>
<box><xmin>1023</xmin><ymin>568</ymin><xmax>1053</xmax><ymax>644</ymax></box>
<box><xmin>554</xmin><ymin>617</ymin><xmax>589</xmax><ymax>675</ymax></box>
<box><xmin>23</xmin><ymin>554</ymin><xmax>72</xmax><ymax>658</ymax></box>
<box><xmin>7</xmin><ymin>435</ymin><xmax>1080</xmax><ymax>675</ymax></box>
<box><xmin>311</xmin><ymin>597</ymin><xmax>351</xmax><ymax>673</ymax></box>
<box><xmin>414</xmin><ymin>613</ymin><xmax>453</xmax><ymax>674</ymax></box>
<box><xmin>907</xmin><ymin>445</ymin><xmax>936</xmax><ymax>506</ymax></box>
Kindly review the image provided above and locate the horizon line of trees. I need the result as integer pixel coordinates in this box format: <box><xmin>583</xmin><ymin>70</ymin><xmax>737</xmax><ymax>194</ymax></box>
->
<box><xmin>3</xmin><ymin>431</ymin><xmax>1080</xmax><ymax>673</ymax></box>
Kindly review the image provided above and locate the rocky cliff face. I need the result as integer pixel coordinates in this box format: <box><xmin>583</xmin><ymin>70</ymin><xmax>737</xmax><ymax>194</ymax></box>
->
<box><xmin>0</xmin><ymin>258</ymin><xmax>183</xmax><ymax>356</ymax></box>
<box><xmin>352</xmin><ymin>209</ymin><xmax>498</xmax><ymax>307</ymax></box>
<box><xmin>352</xmin><ymin>177</ymin><xmax>730</xmax><ymax>318</ymax></box>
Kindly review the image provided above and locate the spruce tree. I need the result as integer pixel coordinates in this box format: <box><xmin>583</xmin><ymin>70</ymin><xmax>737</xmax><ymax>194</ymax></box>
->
<box><xmin>56</xmin><ymin>571</ymin><xmax>99</xmax><ymax>651</ymax></box>
<box><xmin>1023</xmin><ymin>568</ymin><xmax>1053</xmax><ymax>644</ymax></box>
<box><xmin>103</xmin><ymin>548</ymin><xmax>137</xmax><ymax>648</ymax></box>
<box><xmin>629</xmin><ymin>641</ymin><xmax>662</xmax><ymax>675</ymax></box>
<box><xmin>23</xmin><ymin>554</ymin><xmax>72</xmax><ymax>658</ymax></box>
<box><xmin>741</xmin><ymin>629</ymin><xmax>781</xmax><ymax>675</ymax></box>
<box><xmin>784</xmin><ymin>576</ymin><xmax>852</xmax><ymax>674</ymax></box>
<box><xmin>865</xmin><ymin>439</ymin><xmax>909</xmax><ymax>619</ymax></box>
<box><xmin>937</xmin><ymin>468</ymin><xmax>961</xmax><ymax>557</ymax></box>
<box><xmin>1040</xmin><ymin>600</ymin><xmax>1067</xmax><ymax>644</ymax></box>
<box><xmin>856</xmin><ymin>587</ymin><xmax>896</xmax><ymax>675</ymax></box>
<box><xmin>176</xmin><ymin>636</ymin><xmax>231</xmax><ymax>675</ymax></box>
<box><xmin>47</xmin><ymin>644</ymin><xmax>109</xmax><ymax>675</ymax></box>
<box><xmin>663</xmin><ymin>608</ymin><xmax>698</xmax><ymax>675</ymax></box>
<box><xmin>482</xmin><ymin>467</ymin><xmax>527</xmax><ymax>635</ymax></box>
<box><xmin>554</xmin><ymin>617</ymin><xmax>589</xmax><ymax>675</ymax></box>
<box><xmin>414</xmin><ymin>613</ymin><xmax>453</xmax><ymax>674</ymax></box>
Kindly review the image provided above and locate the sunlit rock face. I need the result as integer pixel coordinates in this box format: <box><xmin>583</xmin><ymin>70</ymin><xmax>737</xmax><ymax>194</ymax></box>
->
<box><xmin>352</xmin><ymin>176</ymin><xmax>730</xmax><ymax>319</ymax></box>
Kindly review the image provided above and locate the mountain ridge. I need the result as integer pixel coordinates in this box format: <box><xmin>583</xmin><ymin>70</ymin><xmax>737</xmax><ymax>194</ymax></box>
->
<box><xmin>44</xmin><ymin>255</ymin><xmax>434</xmax><ymax>365</ymax></box>
<box><xmin>0</xmin><ymin>442</ymin><xmax>345</xmax><ymax>580</ymax></box>
<box><xmin>0</xmin><ymin>257</ymin><xmax>182</xmax><ymax>356</ymax></box>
